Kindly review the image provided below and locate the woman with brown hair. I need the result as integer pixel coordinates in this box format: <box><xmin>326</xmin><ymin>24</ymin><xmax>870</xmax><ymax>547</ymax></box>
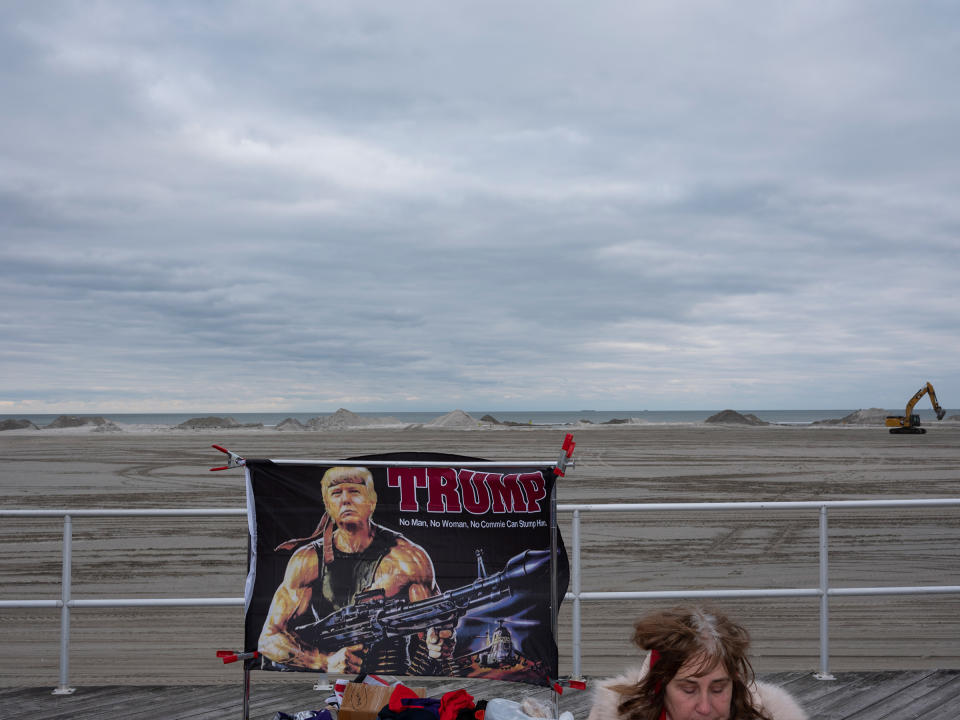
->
<box><xmin>587</xmin><ymin>606</ymin><xmax>807</xmax><ymax>720</ymax></box>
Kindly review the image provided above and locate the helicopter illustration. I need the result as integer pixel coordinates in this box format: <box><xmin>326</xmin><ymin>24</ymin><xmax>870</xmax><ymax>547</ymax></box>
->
<box><xmin>474</xmin><ymin>618</ymin><xmax>517</xmax><ymax>667</ymax></box>
<box><xmin>435</xmin><ymin>549</ymin><xmax>548</xmax><ymax>672</ymax></box>
<box><xmin>456</xmin><ymin>611</ymin><xmax>541</xmax><ymax>668</ymax></box>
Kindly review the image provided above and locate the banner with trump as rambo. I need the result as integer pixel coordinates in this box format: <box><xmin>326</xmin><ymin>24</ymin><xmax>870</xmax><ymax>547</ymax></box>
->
<box><xmin>244</xmin><ymin>452</ymin><xmax>568</xmax><ymax>687</ymax></box>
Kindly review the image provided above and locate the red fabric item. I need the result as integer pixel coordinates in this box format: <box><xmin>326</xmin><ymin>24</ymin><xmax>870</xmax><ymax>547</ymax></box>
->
<box><xmin>650</xmin><ymin>650</ymin><xmax>666</xmax><ymax>719</ymax></box>
<box><xmin>389</xmin><ymin>684</ymin><xmax>421</xmax><ymax>713</ymax></box>
<box><xmin>649</xmin><ymin>649</ymin><xmax>663</xmax><ymax>694</ymax></box>
<box><xmin>439</xmin><ymin>689</ymin><xmax>474</xmax><ymax>720</ymax></box>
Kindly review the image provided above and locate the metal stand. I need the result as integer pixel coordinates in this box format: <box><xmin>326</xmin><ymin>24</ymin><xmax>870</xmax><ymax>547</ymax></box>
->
<box><xmin>551</xmin><ymin>435</ymin><xmax>577</xmax><ymax>716</ymax></box>
<box><xmin>550</xmin><ymin>474</ymin><xmax>560</xmax><ymax>719</ymax></box>
<box><xmin>216</xmin><ymin>651</ymin><xmax>260</xmax><ymax>719</ymax></box>
<box><xmin>243</xmin><ymin>665</ymin><xmax>251</xmax><ymax>720</ymax></box>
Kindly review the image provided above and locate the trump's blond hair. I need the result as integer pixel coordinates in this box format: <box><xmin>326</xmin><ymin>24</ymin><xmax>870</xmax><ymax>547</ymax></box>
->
<box><xmin>320</xmin><ymin>466</ymin><xmax>377</xmax><ymax>505</ymax></box>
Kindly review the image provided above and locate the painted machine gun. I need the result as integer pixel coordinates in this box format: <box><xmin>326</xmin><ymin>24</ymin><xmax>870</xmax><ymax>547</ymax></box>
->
<box><xmin>294</xmin><ymin>548</ymin><xmax>550</xmax><ymax>650</ymax></box>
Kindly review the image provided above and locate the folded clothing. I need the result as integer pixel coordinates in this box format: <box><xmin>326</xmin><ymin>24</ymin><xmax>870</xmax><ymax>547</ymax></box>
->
<box><xmin>381</xmin><ymin>686</ymin><xmax>478</xmax><ymax>720</ymax></box>
<box><xmin>389</xmin><ymin>684</ymin><xmax>428</xmax><ymax>714</ymax></box>
<box><xmin>440</xmin><ymin>689</ymin><xmax>476</xmax><ymax>720</ymax></box>
<box><xmin>380</xmin><ymin>684</ymin><xmax>440</xmax><ymax>720</ymax></box>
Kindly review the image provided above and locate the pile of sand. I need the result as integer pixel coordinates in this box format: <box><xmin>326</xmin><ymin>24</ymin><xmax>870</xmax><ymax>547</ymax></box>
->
<box><xmin>705</xmin><ymin>409</ymin><xmax>769</xmax><ymax>425</ymax></box>
<box><xmin>91</xmin><ymin>422</ymin><xmax>122</xmax><ymax>433</ymax></box>
<box><xmin>813</xmin><ymin>408</ymin><xmax>888</xmax><ymax>426</ymax></box>
<box><xmin>175</xmin><ymin>416</ymin><xmax>240</xmax><ymax>430</ymax></box>
<box><xmin>425</xmin><ymin>409</ymin><xmax>482</xmax><ymax>428</ymax></box>
<box><xmin>479</xmin><ymin>414</ymin><xmax>533</xmax><ymax>427</ymax></box>
<box><xmin>0</xmin><ymin>419</ymin><xmax>37</xmax><ymax>432</ymax></box>
<box><xmin>307</xmin><ymin>408</ymin><xmax>404</xmax><ymax>430</ymax></box>
<box><xmin>45</xmin><ymin>415</ymin><xmax>111</xmax><ymax>429</ymax></box>
<box><xmin>42</xmin><ymin>415</ymin><xmax>121</xmax><ymax>432</ymax></box>
<box><xmin>174</xmin><ymin>416</ymin><xmax>263</xmax><ymax>430</ymax></box>
<box><xmin>275</xmin><ymin>417</ymin><xmax>308</xmax><ymax>431</ymax></box>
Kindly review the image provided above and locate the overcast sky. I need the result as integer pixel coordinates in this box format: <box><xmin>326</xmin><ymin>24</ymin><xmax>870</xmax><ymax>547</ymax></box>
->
<box><xmin>1</xmin><ymin>1</ymin><xmax>958</xmax><ymax>413</ymax></box>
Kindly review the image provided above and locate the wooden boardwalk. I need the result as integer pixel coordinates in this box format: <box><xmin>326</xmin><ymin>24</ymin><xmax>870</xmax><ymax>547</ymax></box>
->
<box><xmin>2</xmin><ymin>671</ymin><xmax>960</xmax><ymax>720</ymax></box>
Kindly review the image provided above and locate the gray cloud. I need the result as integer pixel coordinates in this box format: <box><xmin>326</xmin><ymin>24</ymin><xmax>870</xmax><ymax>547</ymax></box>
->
<box><xmin>1</xmin><ymin>1</ymin><xmax>958</xmax><ymax>413</ymax></box>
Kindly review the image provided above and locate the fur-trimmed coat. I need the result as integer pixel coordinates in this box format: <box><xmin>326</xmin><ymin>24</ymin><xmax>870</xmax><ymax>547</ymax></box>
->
<box><xmin>587</xmin><ymin>656</ymin><xmax>808</xmax><ymax>720</ymax></box>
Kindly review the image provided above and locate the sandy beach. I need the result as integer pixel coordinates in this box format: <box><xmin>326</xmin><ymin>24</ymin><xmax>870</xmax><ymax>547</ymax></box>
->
<box><xmin>2</xmin><ymin>422</ymin><xmax>959</xmax><ymax>687</ymax></box>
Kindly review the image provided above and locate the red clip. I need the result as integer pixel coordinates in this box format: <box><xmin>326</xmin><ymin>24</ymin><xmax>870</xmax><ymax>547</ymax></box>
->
<box><xmin>569</xmin><ymin>680</ymin><xmax>587</xmax><ymax>690</ymax></box>
<box><xmin>552</xmin><ymin>682</ymin><xmax>563</xmax><ymax>695</ymax></box>
<box><xmin>210</xmin><ymin>444</ymin><xmax>245</xmax><ymax>471</ymax></box>
<box><xmin>220</xmin><ymin>650</ymin><xmax>259</xmax><ymax>664</ymax></box>
<box><xmin>555</xmin><ymin>433</ymin><xmax>575</xmax><ymax>477</ymax></box>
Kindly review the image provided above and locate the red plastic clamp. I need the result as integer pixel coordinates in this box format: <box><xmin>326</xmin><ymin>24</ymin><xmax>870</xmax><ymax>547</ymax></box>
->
<box><xmin>216</xmin><ymin>649</ymin><xmax>259</xmax><ymax>664</ymax></box>
<box><xmin>555</xmin><ymin>433</ymin><xmax>576</xmax><ymax>477</ymax></box>
<box><xmin>210</xmin><ymin>444</ymin><xmax>245</xmax><ymax>471</ymax></box>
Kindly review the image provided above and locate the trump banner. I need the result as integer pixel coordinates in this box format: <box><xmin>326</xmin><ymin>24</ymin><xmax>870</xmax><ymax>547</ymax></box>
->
<box><xmin>244</xmin><ymin>452</ymin><xmax>568</xmax><ymax>686</ymax></box>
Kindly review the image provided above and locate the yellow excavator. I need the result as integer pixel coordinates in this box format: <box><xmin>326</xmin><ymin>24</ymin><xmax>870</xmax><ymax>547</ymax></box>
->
<box><xmin>886</xmin><ymin>381</ymin><xmax>946</xmax><ymax>434</ymax></box>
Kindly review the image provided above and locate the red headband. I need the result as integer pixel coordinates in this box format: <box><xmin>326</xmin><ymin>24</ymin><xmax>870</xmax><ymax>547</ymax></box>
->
<box><xmin>650</xmin><ymin>650</ymin><xmax>666</xmax><ymax>720</ymax></box>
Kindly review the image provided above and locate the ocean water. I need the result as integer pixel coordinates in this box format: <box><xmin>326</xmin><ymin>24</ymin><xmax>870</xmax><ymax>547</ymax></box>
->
<box><xmin>1</xmin><ymin>408</ymin><xmax>953</xmax><ymax>429</ymax></box>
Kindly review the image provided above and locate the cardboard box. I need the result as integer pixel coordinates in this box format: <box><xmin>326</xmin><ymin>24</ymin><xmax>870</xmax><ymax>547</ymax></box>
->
<box><xmin>339</xmin><ymin>682</ymin><xmax>426</xmax><ymax>720</ymax></box>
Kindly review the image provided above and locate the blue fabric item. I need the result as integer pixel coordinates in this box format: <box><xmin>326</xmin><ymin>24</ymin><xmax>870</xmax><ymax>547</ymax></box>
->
<box><xmin>379</xmin><ymin>705</ymin><xmax>441</xmax><ymax>720</ymax></box>
<box><xmin>402</xmin><ymin>696</ymin><xmax>442</xmax><ymax>715</ymax></box>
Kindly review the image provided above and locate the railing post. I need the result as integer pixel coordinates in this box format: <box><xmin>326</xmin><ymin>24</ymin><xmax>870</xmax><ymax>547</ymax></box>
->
<box><xmin>53</xmin><ymin>514</ymin><xmax>76</xmax><ymax>695</ymax></box>
<box><xmin>815</xmin><ymin>505</ymin><xmax>835</xmax><ymax>680</ymax></box>
<box><xmin>571</xmin><ymin>509</ymin><xmax>582</xmax><ymax>679</ymax></box>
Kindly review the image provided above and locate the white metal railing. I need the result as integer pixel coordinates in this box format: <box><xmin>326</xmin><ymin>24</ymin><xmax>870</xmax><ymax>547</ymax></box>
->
<box><xmin>2</xmin><ymin>499</ymin><xmax>959</xmax><ymax>694</ymax></box>
<box><xmin>0</xmin><ymin>508</ymin><xmax>246</xmax><ymax>694</ymax></box>
<box><xmin>559</xmin><ymin>499</ymin><xmax>960</xmax><ymax>682</ymax></box>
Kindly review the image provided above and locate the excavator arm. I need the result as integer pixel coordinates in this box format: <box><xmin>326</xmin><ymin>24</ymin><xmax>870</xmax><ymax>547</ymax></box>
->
<box><xmin>924</xmin><ymin>383</ymin><xmax>947</xmax><ymax>421</ymax></box>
